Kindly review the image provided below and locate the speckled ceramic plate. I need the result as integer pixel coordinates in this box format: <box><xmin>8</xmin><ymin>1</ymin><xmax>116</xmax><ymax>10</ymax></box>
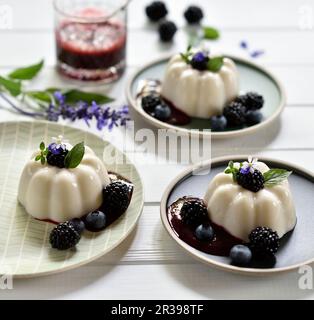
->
<box><xmin>0</xmin><ymin>121</ymin><xmax>144</xmax><ymax>278</ymax></box>
<box><xmin>160</xmin><ymin>156</ymin><xmax>314</xmax><ymax>275</ymax></box>
<box><xmin>126</xmin><ymin>55</ymin><xmax>286</xmax><ymax>139</ymax></box>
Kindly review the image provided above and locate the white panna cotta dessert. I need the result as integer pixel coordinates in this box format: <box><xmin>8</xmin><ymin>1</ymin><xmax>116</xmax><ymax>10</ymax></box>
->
<box><xmin>18</xmin><ymin>137</ymin><xmax>110</xmax><ymax>223</ymax></box>
<box><xmin>161</xmin><ymin>49</ymin><xmax>239</xmax><ymax>119</ymax></box>
<box><xmin>204</xmin><ymin>158</ymin><xmax>296</xmax><ymax>241</ymax></box>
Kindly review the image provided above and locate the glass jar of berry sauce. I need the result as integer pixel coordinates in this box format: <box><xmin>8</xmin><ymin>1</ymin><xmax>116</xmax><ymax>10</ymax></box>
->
<box><xmin>54</xmin><ymin>0</ymin><xmax>128</xmax><ymax>83</ymax></box>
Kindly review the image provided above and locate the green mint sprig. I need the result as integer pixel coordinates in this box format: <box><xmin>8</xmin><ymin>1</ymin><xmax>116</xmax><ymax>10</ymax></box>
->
<box><xmin>0</xmin><ymin>60</ymin><xmax>114</xmax><ymax>110</ymax></box>
<box><xmin>263</xmin><ymin>169</ymin><xmax>292</xmax><ymax>187</ymax></box>
<box><xmin>180</xmin><ymin>46</ymin><xmax>224</xmax><ymax>73</ymax></box>
<box><xmin>64</xmin><ymin>142</ymin><xmax>85</xmax><ymax>169</ymax></box>
<box><xmin>203</xmin><ymin>26</ymin><xmax>220</xmax><ymax>40</ymax></box>
<box><xmin>34</xmin><ymin>141</ymin><xmax>85</xmax><ymax>169</ymax></box>
<box><xmin>35</xmin><ymin>142</ymin><xmax>48</xmax><ymax>165</ymax></box>
<box><xmin>224</xmin><ymin>160</ymin><xmax>292</xmax><ymax>187</ymax></box>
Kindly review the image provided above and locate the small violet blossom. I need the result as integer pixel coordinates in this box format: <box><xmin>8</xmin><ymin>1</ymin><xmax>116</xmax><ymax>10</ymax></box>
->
<box><xmin>240</xmin><ymin>156</ymin><xmax>259</xmax><ymax>174</ymax></box>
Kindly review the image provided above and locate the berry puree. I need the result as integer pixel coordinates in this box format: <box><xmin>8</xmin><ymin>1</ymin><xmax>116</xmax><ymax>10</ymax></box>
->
<box><xmin>56</xmin><ymin>8</ymin><xmax>126</xmax><ymax>81</ymax></box>
<box><xmin>167</xmin><ymin>197</ymin><xmax>243</xmax><ymax>257</ymax></box>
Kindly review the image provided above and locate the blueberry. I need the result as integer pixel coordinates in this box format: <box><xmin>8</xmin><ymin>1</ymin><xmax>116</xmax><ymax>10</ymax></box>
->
<box><xmin>85</xmin><ymin>211</ymin><xmax>106</xmax><ymax>231</ymax></box>
<box><xmin>195</xmin><ymin>224</ymin><xmax>215</xmax><ymax>241</ymax></box>
<box><xmin>230</xmin><ymin>245</ymin><xmax>252</xmax><ymax>267</ymax></box>
<box><xmin>245</xmin><ymin>110</ymin><xmax>263</xmax><ymax>125</ymax></box>
<box><xmin>210</xmin><ymin>115</ymin><xmax>227</xmax><ymax>131</ymax></box>
<box><xmin>154</xmin><ymin>103</ymin><xmax>171</xmax><ymax>121</ymax></box>
<box><xmin>69</xmin><ymin>218</ymin><xmax>85</xmax><ymax>234</ymax></box>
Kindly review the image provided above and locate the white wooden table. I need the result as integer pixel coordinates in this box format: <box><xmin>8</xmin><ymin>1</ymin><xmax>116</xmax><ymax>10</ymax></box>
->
<box><xmin>0</xmin><ymin>0</ymin><xmax>314</xmax><ymax>299</ymax></box>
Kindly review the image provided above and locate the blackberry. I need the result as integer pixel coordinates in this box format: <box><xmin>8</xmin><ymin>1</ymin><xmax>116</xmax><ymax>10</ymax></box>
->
<box><xmin>184</xmin><ymin>6</ymin><xmax>204</xmax><ymax>24</ymax></box>
<box><xmin>158</xmin><ymin>21</ymin><xmax>177</xmax><ymax>42</ymax></box>
<box><xmin>145</xmin><ymin>1</ymin><xmax>168</xmax><ymax>22</ymax></box>
<box><xmin>102</xmin><ymin>181</ymin><xmax>133</xmax><ymax>214</ymax></box>
<box><xmin>49</xmin><ymin>221</ymin><xmax>81</xmax><ymax>250</ymax></box>
<box><xmin>249</xmin><ymin>227</ymin><xmax>280</xmax><ymax>254</ymax></box>
<box><xmin>190</xmin><ymin>52</ymin><xmax>209</xmax><ymax>71</ymax></box>
<box><xmin>47</xmin><ymin>148</ymin><xmax>68</xmax><ymax>168</ymax></box>
<box><xmin>142</xmin><ymin>94</ymin><xmax>162</xmax><ymax>113</ymax></box>
<box><xmin>235</xmin><ymin>92</ymin><xmax>264</xmax><ymax>111</ymax></box>
<box><xmin>223</xmin><ymin>102</ymin><xmax>246</xmax><ymax>126</ymax></box>
<box><xmin>236</xmin><ymin>169</ymin><xmax>265</xmax><ymax>193</ymax></box>
<box><xmin>180</xmin><ymin>199</ymin><xmax>208</xmax><ymax>227</ymax></box>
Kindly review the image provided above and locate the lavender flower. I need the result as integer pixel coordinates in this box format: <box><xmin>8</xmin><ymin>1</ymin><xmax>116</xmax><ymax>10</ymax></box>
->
<box><xmin>240</xmin><ymin>41</ymin><xmax>248</xmax><ymax>49</ymax></box>
<box><xmin>45</xmin><ymin>92</ymin><xmax>130</xmax><ymax>131</ymax></box>
<box><xmin>250</xmin><ymin>50</ymin><xmax>265</xmax><ymax>58</ymax></box>
<box><xmin>240</xmin><ymin>156</ymin><xmax>259</xmax><ymax>175</ymax></box>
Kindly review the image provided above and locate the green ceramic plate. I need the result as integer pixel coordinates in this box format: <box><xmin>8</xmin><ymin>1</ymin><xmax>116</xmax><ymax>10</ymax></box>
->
<box><xmin>126</xmin><ymin>55</ymin><xmax>286</xmax><ymax>139</ymax></box>
<box><xmin>0</xmin><ymin>121</ymin><xmax>144</xmax><ymax>278</ymax></box>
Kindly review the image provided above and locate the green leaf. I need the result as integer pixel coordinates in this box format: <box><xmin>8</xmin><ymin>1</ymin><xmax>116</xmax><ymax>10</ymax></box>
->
<box><xmin>208</xmin><ymin>56</ymin><xmax>224</xmax><ymax>72</ymax></box>
<box><xmin>26</xmin><ymin>91</ymin><xmax>52</xmax><ymax>103</ymax></box>
<box><xmin>203</xmin><ymin>26</ymin><xmax>220</xmax><ymax>40</ymax></box>
<box><xmin>8</xmin><ymin>60</ymin><xmax>44</xmax><ymax>80</ymax></box>
<box><xmin>263</xmin><ymin>169</ymin><xmax>292</xmax><ymax>187</ymax></box>
<box><xmin>64</xmin><ymin>142</ymin><xmax>85</xmax><ymax>169</ymax></box>
<box><xmin>0</xmin><ymin>76</ymin><xmax>21</xmax><ymax>96</ymax></box>
<box><xmin>35</xmin><ymin>155</ymin><xmax>41</xmax><ymax>161</ymax></box>
<box><xmin>64</xmin><ymin>90</ymin><xmax>114</xmax><ymax>105</ymax></box>
<box><xmin>41</xmin><ymin>157</ymin><xmax>45</xmax><ymax>165</ymax></box>
<box><xmin>46</xmin><ymin>87</ymin><xmax>62</xmax><ymax>94</ymax></box>
<box><xmin>39</xmin><ymin>142</ymin><xmax>45</xmax><ymax>151</ymax></box>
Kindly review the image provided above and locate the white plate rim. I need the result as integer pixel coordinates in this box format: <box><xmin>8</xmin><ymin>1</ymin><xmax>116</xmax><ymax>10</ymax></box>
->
<box><xmin>160</xmin><ymin>155</ymin><xmax>314</xmax><ymax>276</ymax></box>
<box><xmin>126</xmin><ymin>54</ymin><xmax>287</xmax><ymax>139</ymax></box>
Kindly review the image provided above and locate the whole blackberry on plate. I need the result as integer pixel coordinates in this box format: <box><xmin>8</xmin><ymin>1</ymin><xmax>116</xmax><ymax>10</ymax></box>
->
<box><xmin>184</xmin><ymin>6</ymin><xmax>204</xmax><ymax>24</ymax></box>
<box><xmin>180</xmin><ymin>199</ymin><xmax>207</xmax><ymax>227</ymax></box>
<box><xmin>47</xmin><ymin>148</ymin><xmax>68</xmax><ymax>168</ymax></box>
<box><xmin>249</xmin><ymin>227</ymin><xmax>280</xmax><ymax>254</ymax></box>
<box><xmin>237</xmin><ymin>169</ymin><xmax>264</xmax><ymax>192</ymax></box>
<box><xmin>190</xmin><ymin>52</ymin><xmax>209</xmax><ymax>71</ymax></box>
<box><xmin>103</xmin><ymin>181</ymin><xmax>133</xmax><ymax>214</ymax></box>
<box><xmin>236</xmin><ymin>92</ymin><xmax>264</xmax><ymax>111</ymax></box>
<box><xmin>142</xmin><ymin>94</ymin><xmax>162</xmax><ymax>113</ymax></box>
<box><xmin>145</xmin><ymin>1</ymin><xmax>168</xmax><ymax>22</ymax></box>
<box><xmin>158</xmin><ymin>21</ymin><xmax>177</xmax><ymax>42</ymax></box>
<box><xmin>223</xmin><ymin>102</ymin><xmax>246</xmax><ymax>126</ymax></box>
<box><xmin>50</xmin><ymin>221</ymin><xmax>81</xmax><ymax>250</ymax></box>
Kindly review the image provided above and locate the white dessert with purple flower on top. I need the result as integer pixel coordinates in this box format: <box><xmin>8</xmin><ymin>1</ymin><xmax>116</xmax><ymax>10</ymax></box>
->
<box><xmin>18</xmin><ymin>137</ymin><xmax>110</xmax><ymax>223</ymax></box>
<box><xmin>161</xmin><ymin>49</ymin><xmax>239</xmax><ymax>119</ymax></box>
<box><xmin>204</xmin><ymin>158</ymin><xmax>296</xmax><ymax>241</ymax></box>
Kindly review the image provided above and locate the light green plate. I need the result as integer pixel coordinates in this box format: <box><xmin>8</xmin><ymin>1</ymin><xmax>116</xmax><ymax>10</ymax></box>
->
<box><xmin>126</xmin><ymin>55</ymin><xmax>286</xmax><ymax>139</ymax></box>
<box><xmin>0</xmin><ymin>121</ymin><xmax>144</xmax><ymax>278</ymax></box>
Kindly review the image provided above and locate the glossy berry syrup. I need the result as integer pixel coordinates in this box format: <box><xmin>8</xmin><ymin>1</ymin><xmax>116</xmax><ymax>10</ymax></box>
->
<box><xmin>56</xmin><ymin>9</ymin><xmax>126</xmax><ymax>81</ymax></box>
<box><xmin>167</xmin><ymin>197</ymin><xmax>243</xmax><ymax>257</ymax></box>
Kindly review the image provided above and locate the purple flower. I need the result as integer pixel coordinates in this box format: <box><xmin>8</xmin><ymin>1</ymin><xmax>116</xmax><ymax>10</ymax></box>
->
<box><xmin>193</xmin><ymin>52</ymin><xmax>208</xmax><ymax>62</ymax></box>
<box><xmin>48</xmin><ymin>142</ymin><xmax>66</xmax><ymax>155</ymax></box>
<box><xmin>54</xmin><ymin>91</ymin><xmax>66</xmax><ymax>104</ymax></box>
<box><xmin>240</xmin><ymin>156</ymin><xmax>259</xmax><ymax>175</ymax></box>
<box><xmin>250</xmin><ymin>50</ymin><xmax>265</xmax><ymax>58</ymax></box>
<box><xmin>240</xmin><ymin>41</ymin><xmax>248</xmax><ymax>49</ymax></box>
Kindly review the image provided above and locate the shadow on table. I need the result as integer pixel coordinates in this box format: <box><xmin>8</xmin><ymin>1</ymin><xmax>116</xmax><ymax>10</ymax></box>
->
<box><xmin>164</xmin><ymin>248</ymin><xmax>313</xmax><ymax>300</ymax></box>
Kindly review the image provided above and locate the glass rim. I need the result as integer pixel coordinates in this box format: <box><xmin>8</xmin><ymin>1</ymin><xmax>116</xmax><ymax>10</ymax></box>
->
<box><xmin>53</xmin><ymin>0</ymin><xmax>130</xmax><ymax>23</ymax></box>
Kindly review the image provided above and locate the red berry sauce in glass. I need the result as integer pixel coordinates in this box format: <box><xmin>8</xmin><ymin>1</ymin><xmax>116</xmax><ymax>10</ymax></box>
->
<box><xmin>56</xmin><ymin>8</ymin><xmax>127</xmax><ymax>81</ymax></box>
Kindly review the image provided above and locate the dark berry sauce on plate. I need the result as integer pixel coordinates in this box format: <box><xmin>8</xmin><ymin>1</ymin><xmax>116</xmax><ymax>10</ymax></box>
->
<box><xmin>167</xmin><ymin>197</ymin><xmax>243</xmax><ymax>257</ymax></box>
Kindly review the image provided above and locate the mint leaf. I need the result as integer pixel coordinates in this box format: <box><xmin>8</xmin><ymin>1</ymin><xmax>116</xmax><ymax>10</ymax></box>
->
<box><xmin>8</xmin><ymin>60</ymin><xmax>44</xmax><ymax>80</ymax></box>
<box><xmin>224</xmin><ymin>161</ymin><xmax>239</xmax><ymax>182</ymax></box>
<box><xmin>35</xmin><ymin>155</ymin><xmax>41</xmax><ymax>161</ymax></box>
<box><xmin>26</xmin><ymin>91</ymin><xmax>52</xmax><ymax>103</ymax></box>
<box><xmin>64</xmin><ymin>90</ymin><xmax>114</xmax><ymax>104</ymax></box>
<box><xmin>263</xmin><ymin>169</ymin><xmax>292</xmax><ymax>187</ymax></box>
<box><xmin>40</xmin><ymin>142</ymin><xmax>45</xmax><ymax>151</ymax></box>
<box><xmin>203</xmin><ymin>26</ymin><xmax>220</xmax><ymax>40</ymax></box>
<box><xmin>208</xmin><ymin>57</ymin><xmax>224</xmax><ymax>72</ymax></box>
<box><xmin>64</xmin><ymin>142</ymin><xmax>85</xmax><ymax>169</ymax></box>
<box><xmin>0</xmin><ymin>76</ymin><xmax>21</xmax><ymax>96</ymax></box>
